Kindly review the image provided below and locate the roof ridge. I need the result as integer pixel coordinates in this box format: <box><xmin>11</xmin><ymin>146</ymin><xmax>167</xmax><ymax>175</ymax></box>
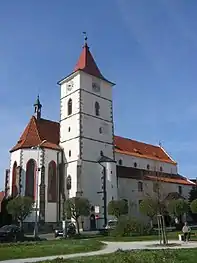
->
<box><xmin>40</xmin><ymin>118</ymin><xmax>59</xmax><ymax>124</ymax></box>
<box><xmin>20</xmin><ymin>116</ymin><xmax>35</xmax><ymax>147</ymax></box>
<box><xmin>115</xmin><ymin>135</ymin><xmax>160</xmax><ymax>148</ymax></box>
<box><xmin>33</xmin><ymin>117</ymin><xmax>42</xmax><ymax>143</ymax></box>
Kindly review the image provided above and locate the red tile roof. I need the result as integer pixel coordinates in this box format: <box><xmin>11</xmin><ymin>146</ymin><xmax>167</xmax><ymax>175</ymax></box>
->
<box><xmin>114</xmin><ymin>135</ymin><xmax>176</xmax><ymax>164</ymax></box>
<box><xmin>0</xmin><ymin>191</ymin><xmax>4</xmax><ymax>212</ymax></box>
<box><xmin>74</xmin><ymin>43</ymin><xmax>111</xmax><ymax>82</ymax></box>
<box><xmin>10</xmin><ymin>117</ymin><xmax>176</xmax><ymax>166</ymax></box>
<box><xmin>117</xmin><ymin>166</ymin><xmax>194</xmax><ymax>186</ymax></box>
<box><xmin>10</xmin><ymin>116</ymin><xmax>61</xmax><ymax>152</ymax></box>
<box><xmin>0</xmin><ymin>191</ymin><xmax>4</xmax><ymax>202</ymax></box>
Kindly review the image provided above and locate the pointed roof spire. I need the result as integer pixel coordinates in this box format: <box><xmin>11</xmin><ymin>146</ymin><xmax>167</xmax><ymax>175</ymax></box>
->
<box><xmin>74</xmin><ymin>32</ymin><xmax>105</xmax><ymax>80</ymax></box>
<box><xmin>34</xmin><ymin>95</ymin><xmax>42</xmax><ymax>120</ymax></box>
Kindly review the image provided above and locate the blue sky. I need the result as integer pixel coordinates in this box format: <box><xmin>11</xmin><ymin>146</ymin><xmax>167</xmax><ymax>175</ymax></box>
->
<box><xmin>1</xmin><ymin>0</ymin><xmax>197</xmax><ymax>190</ymax></box>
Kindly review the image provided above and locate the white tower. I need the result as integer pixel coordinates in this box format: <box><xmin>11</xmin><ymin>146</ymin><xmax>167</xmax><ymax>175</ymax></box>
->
<box><xmin>58</xmin><ymin>37</ymin><xmax>117</xmax><ymax>229</ymax></box>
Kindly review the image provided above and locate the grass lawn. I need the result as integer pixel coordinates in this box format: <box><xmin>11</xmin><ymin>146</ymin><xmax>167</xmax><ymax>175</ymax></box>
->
<box><xmin>36</xmin><ymin>249</ymin><xmax>197</xmax><ymax>263</ymax></box>
<box><xmin>0</xmin><ymin>239</ymin><xmax>103</xmax><ymax>261</ymax></box>
<box><xmin>94</xmin><ymin>230</ymin><xmax>197</xmax><ymax>242</ymax></box>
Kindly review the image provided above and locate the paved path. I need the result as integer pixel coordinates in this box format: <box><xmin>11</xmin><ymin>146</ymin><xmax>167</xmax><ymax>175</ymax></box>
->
<box><xmin>1</xmin><ymin>240</ymin><xmax>197</xmax><ymax>263</ymax></box>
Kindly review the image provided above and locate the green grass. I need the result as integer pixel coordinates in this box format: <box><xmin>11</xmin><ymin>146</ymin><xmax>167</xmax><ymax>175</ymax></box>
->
<box><xmin>94</xmin><ymin>230</ymin><xmax>197</xmax><ymax>242</ymax></box>
<box><xmin>0</xmin><ymin>239</ymin><xmax>103</xmax><ymax>261</ymax></box>
<box><xmin>36</xmin><ymin>249</ymin><xmax>197</xmax><ymax>263</ymax></box>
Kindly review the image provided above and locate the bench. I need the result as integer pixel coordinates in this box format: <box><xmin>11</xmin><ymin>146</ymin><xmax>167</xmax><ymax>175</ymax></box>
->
<box><xmin>178</xmin><ymin>232</ymin><xmax>195</xmax><ymax>241</ymax></box>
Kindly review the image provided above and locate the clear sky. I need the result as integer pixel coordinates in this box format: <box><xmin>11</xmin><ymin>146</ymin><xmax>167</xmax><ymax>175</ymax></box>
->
<box><xmin>1</xmin><ymin>0</ymin><xmax>197</xmax><ymax>190</ymax></box>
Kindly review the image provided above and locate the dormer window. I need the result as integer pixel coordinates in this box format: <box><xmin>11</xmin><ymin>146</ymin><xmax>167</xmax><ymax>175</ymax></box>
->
<box><xmin>95</xmin><ymin>101</ymin><xmax>100</xmax><ymax>116</ymax></box>
<box><xmin>68</xmin><ymin>98</ymin><xmax>72</xmax><ymax>115</ymax></box>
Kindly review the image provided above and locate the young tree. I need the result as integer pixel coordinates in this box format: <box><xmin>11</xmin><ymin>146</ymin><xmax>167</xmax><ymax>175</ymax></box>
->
<box><xmin>189</xmin><ymin>186</ymin><xmax>197</xmax><ymax>202</ymax></box>
<box><xmin>65</xmin><ymin>197</ymin><xmax>90</xmax><ymax>234</ymax></box>
<box><xmin>167</xmin><ymin>199</ymin><xmax>189</xmax><ymax>222</ymax></box>
<box><xmin>6</xmin><ymin>196</ymin><xmax>34</xmax><ymax>229</ymax></box>
<box><xmin>108</xmin><ymin>199</ymin><xmax>128</xmax><ymax>219</ymax></box>
<box><xmin>139</xmin><ymin>198</ymin><xmax>158</xmax><ymax>228</ymax></box>
<box><xmin>189</xmin><ymin>187</ymin><xmax>197</xmax><ymax>222</ymax></box>
<box><xmin>190</xmin><ymin>199</ymin><xmax>197</xmax><ymax>215</ymax></box>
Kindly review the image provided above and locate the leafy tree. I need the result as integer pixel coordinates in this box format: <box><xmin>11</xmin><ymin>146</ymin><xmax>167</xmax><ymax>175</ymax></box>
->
<box><xmin>108</xmin><ymin>199</ymin><xmax>128</xmax><ymax>219</ymax></box>
<box><xmin>6</xmin><ymin>196</ymin><xmax>34</xmax><ymax>229</ymax></box>
<box><xmin>139</xmin><ymin>198</ymin><xmax>158</xmax><ymax>228</ymax></box>
<box><xmin>189</xmin><ymin>186</ymin><xmax>197</xmax><ymax>202</ymax></box>
<box><xmin>167</xmin><ymin>199</ymin><xmax>189</xmax><ymax>222</ymax></box>
<box><xmin>190</xmin><ymin>199</ymin><xmax>197</xmax><ymax>215</ymax></box>
<box><xmin>65</xmin><ymin>197</ymin><xmax>90</xmax><ymax>234</ymax></box>
<box><xmin>189</xmin><ymin>187</ymin><xmax>197</xmax><ymax>222</ymax></box>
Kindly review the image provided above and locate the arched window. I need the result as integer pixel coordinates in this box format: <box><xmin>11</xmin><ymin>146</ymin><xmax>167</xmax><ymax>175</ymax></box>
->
<box><xmin>12</xmin><ymin>161</ymin><xmax>18</xmax><ymax>198</ymax></box>
<box><xmin>134</xmin><ymin>162</ymin><xmax>137</xmax><ymax>168</ymax></box>
<box><xmin>160</xmin><ymin>166</ymin><xmax>163</xmax><ymax>172</ymax></box>
<box><xmin>25</xmin><ymin>159</ymin><xmax>36</xmax><ymax>199</ymax></box>
<box><xmin>95</xmin><ymin>101</ymin><xmax>100</xmax><ymax>116</ymax></box>
<box><xmin>147</xmin><ymin>164</ymin><xmax>150</xmax><ymax>170</ymax></box>
<box><xmin>68</xmin><ymin>98</ymin><xmax>72</xmax><ymax>115</ymax></box>
<box><xmin>48</xmin><ymin>161</ymin><xmax>57</xmax><ymax>202</ymax></box>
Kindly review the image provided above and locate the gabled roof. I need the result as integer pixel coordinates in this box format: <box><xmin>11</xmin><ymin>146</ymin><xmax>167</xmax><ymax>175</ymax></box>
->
<box><xmin>114</xmin><ymin>135</ymin><xmax>176</xmax><ymax>164</ymax></box>
<box><xmin>10</xmin><ymin>116</ymin><xmax>61</xmax><ymax>152</ymax></box>
<box><xmin>117</xmin><ymin>166</ymin><xmax>195</xmax><ymax>186</ymax></box>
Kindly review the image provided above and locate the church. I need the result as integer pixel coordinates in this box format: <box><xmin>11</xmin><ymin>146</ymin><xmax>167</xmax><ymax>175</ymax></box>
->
<box><xmin>3</xmin><ymin>38</ymin><xmax>195</xmax><ymax>231</ymax></box>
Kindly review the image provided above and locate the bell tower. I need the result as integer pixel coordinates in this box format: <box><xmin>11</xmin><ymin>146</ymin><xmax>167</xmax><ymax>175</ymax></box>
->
<box><xmin>58</xmin><ymin>35</ymin><xmax>117</xmax><ymax>229</ymax></box>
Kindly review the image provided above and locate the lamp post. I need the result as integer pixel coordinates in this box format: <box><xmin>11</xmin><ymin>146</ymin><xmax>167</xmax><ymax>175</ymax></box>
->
<box><xmin>97</xmin><ymin>155</ymin><xmax>116</xmax><ymax>228</ymax></box>
<box><xmin>31</xmin><ymin>140</ymin><xmax>47</xmax><ymax>238</ymax></box>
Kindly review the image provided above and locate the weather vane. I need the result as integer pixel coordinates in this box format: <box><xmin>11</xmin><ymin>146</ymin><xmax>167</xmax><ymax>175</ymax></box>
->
<box><xmin>83</xmin><ymin>31</ymin><xmax>88</xmax><ymax>45</ymax></box>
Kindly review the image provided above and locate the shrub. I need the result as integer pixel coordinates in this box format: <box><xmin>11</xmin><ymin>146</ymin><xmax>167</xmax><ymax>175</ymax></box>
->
<box><xmin>110</xmin><ymin>216</ymin><xmax>148</xmax><ymax>237</ymax></box>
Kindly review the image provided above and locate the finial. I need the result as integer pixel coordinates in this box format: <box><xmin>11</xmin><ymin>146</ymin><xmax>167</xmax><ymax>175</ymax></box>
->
<box><xmin>159</xmin><ymin>141</ymin><xmax>162</xmax><ymax>147</ymax></box>
<box><xmin>82</xmin><ymin>31</ymin><xmax>88</xmax><ymax>46</ymax></box>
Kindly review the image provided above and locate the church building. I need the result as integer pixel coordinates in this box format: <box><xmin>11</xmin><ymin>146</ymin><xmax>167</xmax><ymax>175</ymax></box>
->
<box><xmin>4</xmin><ymin>39</ymin><xmax>195</xmax><ymax>230</ymax></box>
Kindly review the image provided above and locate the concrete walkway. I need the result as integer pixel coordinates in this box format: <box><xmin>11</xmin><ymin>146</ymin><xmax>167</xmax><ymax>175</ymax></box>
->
<box><xmin>1</xmin><ymin>240</ymin><xmax>197</xmax><ymax>263</ymax></box>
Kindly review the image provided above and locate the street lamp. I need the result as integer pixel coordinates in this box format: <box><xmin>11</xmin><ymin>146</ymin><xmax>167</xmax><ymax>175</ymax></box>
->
<box><xmin>97</xmin><ymin>154</ymin><xmax>116</xmax><ymax>228</ymax></box>
<box><xmin>31</xmin><ymin>140</ymin><xmax>47</xmax><ymax>238</ymax></box>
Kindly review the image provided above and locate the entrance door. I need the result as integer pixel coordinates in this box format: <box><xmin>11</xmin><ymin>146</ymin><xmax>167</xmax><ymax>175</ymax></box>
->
<box><xmin>90</xmin><ymin>214</ymin><xmax>96</xmax><ymax>230</ymax></box>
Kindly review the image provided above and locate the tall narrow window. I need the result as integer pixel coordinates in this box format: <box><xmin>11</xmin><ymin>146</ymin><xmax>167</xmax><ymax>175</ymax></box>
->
<box><xmin>68</xmin><ymin>98</ymin><xmax>72</xmax><ymax>115</ymax></box>
<box><xmin>178</xmin><ymin>185</ymin><xmax>182</xmax><ymax>195</ymax></box>
<box><xmin>66</xmin><ymin>175</ymin><xmax>72</xmax><ymax>190</ymax></box>
<box><xmin>138</xmin><ymin>181</ymin><xmax>143</xmax><ymax>192</ymax></box>
<box><xmin>48</xmin><ymin>161</ymin><xmax>57</xmax><ymax>202</ymax></box>
<box><xmin>12</xmin><ymin>161</ymin><xmax>18</xmax><ymax>198</ymax></box>
<box><xmin>95</xmin><ymin>101</ymin><xmax>100</xmax><ymax>116</ymax></box>
<box><xmin>25</xmin><ymin>159</ymin><xmax>36</xmax><ymax>199</ymax></box>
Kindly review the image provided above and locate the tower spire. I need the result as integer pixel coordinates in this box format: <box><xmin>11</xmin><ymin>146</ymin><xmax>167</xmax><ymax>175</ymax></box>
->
<box><xmin>34</xmin><ymin>95</ymin><xmax>42</xmax><ymax>120</ymax></box>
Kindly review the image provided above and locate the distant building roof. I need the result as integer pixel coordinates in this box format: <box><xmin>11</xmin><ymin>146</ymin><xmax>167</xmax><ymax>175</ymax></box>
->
<box><xmin>117</xmin><ymin>166</ymin><xmax>194</xmax><ymax>186</ymax></box>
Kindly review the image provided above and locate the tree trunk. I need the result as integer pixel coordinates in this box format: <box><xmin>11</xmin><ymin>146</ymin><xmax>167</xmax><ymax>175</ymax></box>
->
<box><xmin>150</xmin><ymin>219</ymin><xmax>153</xmax><ymax>229</ymax></box>
<box><xmin>76</xmin><ymin>218</ymin><xmax>80</xmax><ymax>235</ymax></box>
